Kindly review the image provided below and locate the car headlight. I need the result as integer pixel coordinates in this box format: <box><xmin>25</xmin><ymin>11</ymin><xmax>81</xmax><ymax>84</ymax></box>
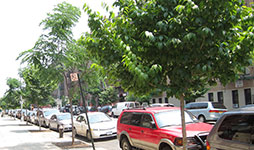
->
<box><xmin>92</xmin><ymin>129</ymin><xmax>99</xmax><ymax>131</ymax></box>
<box><xmin>174</xmin><ymin>137</ymin><xmax>198</xmax><ymax>146</ymax></box>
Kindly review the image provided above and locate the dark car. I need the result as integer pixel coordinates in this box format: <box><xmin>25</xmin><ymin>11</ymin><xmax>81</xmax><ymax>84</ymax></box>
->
<box><xmin>100</xmin><ymin>105</ymin><xmax>112</xmax><ymax>115</ymax></box>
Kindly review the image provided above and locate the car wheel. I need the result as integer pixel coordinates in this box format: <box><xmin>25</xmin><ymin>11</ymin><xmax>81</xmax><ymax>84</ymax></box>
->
<box><xmin>198</xmin><ymin>115</ymin><xmax>206</xmax><ymax>122</ymax></box>
<box><xmin>73</xmin><ymin>128</ymin><xmax>77</xmax><ymax>137</ymax></box>
<box><xmin>121</xmin><ymin>137</ymin><xmax>132</xmax><ymax>150</ymax></box>
<box><xmin>161</xmin><ymin>145</ymin><xmax>172</xmax><ymax>150</ymax></box>
<box><xmin>86</xmin><ymin>131</ymin><xmax>92</xmax><ymax>141</ymax></box>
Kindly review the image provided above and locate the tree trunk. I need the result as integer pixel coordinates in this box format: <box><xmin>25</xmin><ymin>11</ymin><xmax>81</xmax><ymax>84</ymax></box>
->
<box><xmin>180</xmin><ymin>95</ymin><xmax>187</xmax><ymax>150</ymax></box>
<box><xmin>64</xmin><ymin>72</ymin><xmax>78</xmax><ymax>145</ymax></box>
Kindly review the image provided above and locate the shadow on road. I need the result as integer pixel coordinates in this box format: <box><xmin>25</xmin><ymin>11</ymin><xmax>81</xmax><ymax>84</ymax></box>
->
<box><xmin>75</xmin><ymin>134</ymin><xmax>117</xmax><ymax>143</ymax></box>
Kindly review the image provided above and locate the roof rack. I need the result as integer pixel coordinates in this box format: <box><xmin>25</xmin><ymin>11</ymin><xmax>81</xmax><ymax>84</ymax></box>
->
<box><xmin>126</xmin><ymin>106</ymin><xmax>147</xmax><ymax>110</ymax></box>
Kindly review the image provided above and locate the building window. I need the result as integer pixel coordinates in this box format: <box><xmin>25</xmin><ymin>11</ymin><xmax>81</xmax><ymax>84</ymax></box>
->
<box><xmin>152</xmin><ymin>99</ymin><xmax>156</xmax><ymax>103</ymax></box>
<box><xmin>208</xmin><ymin>93</ymin><xmax>214</xmax><ymax>102</ymax></box>
<box><xmin>217</xmin><ymin>92</ymin><xmax>224</xmax><ymax>104</ymax></box>
<box><xmin>159</xmin><ymin>98</ymin><xmax>162</xmax><ymax>103</ymax></box>
<box><xmin>232</xmin><ymin>90</ymin><xmax>239</xmax><ymax>108</ymax></box>
<box><xmin>165</xmin><ymin>97</ymin><xmax>168</xmax><ymax>103</ymax></box>
<box><xmin>244</xmin><ymin>88</ymin><xmax>252</xmax><ymax>105</ymax></box>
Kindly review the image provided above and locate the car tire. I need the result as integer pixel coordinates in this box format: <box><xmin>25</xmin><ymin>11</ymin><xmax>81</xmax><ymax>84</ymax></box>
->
<box><xmin>86</xmin><ymin>130</ymin><xmax>92</xmax><ymax>141</ymax></box>
<box><xmin>198</xmin><ymin>115</ymin><xmax>206</xmax><ymax>122</ymax></box>
<box><xmin>73</xmin><ymin>128</ymin><xmax>77</xmax><ymax>137</ymax></box>
<box><xmin>121</xmin><ymin>137</ymin><xmax>132</xmax><ymax>150</ymax></box>
<box><xmin>111</xmin><ymin>112</ymin><xmax>115</xmax><ymax>118</ymax></box>
<box><xmin>161</xmin><ymin>145</ymin><xmax>172</xmax><ymax>150</ymax></box>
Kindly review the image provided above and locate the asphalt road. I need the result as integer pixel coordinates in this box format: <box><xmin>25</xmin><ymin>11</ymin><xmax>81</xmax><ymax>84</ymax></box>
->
<box><xmin>66</xmin><ymin>132</ymin><xmax>121</xmax><ymax>150</ymax></box>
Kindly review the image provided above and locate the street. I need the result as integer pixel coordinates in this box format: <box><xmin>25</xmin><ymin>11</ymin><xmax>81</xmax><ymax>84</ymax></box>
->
<box><xmin>0</xmin><ymin>115</ymin><xmax>120</xmax><ymax>150</ymax></box>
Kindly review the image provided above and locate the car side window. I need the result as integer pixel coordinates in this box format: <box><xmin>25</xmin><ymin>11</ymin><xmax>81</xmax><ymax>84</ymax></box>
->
<box><xmin>120</xmin><ymin>112</ymin><xmax>132</xmax><ymax>125</ymax></box>
<box><xmin>141</xmin><ymin>114</ymin><xmax>153</xmax><ymax>128</ymax></box>
<box><xmin>218</xmin><ymin>114</ymin><xmax>254</xmax><ymax>144</ymax></box>
<box><xmin>76</xmin><ymin>116</ymin><xmax>82</xmax><ymax>122</ymax></box>
<box><xmin>130</xmin><ymin>113</ymin><xmax>142</xmax><ymax>126</ymax></box>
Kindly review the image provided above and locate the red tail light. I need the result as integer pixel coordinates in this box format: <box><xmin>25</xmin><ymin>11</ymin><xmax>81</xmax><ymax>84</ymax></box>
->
<box><xmin>209</xmin><ymin>110</ymin><xmax>227</xmax><ymax>113</ymax></box>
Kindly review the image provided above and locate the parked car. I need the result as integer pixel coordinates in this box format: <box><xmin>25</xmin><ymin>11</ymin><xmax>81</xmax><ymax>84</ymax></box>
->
<box><xmin>185</xmin><ymin>101</ymin><xmax>227</xmax><ymax>122</ymax></box>
<box><xmin>74</xmin><ymin>112</ymin><xmax>117</xmax><ymax>140</ymax></box>
<box><xmin>30</xmin><ymin>110</ymin><xmax>38</xmax><ymax>124</ymax></box>
<box><xmin>38</xmin><ymin>108</ymin><xmax>60</xmax><ymax>127</ymax></box>
<box><xmin>206</xmin><ymin>107</ymin><xmax>254</xmax><ymax>150</ymax></box>
<box><xmin>240</xmin><ymin>104</ymin><xmax>254</xmax><ymax>108</ymax></box>
<box><xmin>100</xmin><ymin>105</ymin><xmax>112</xmax><ymax>115</ymax></box>
<box><xmin>117</xmin><ymin>107</ymin><xmax>213</xmax><ymax>150</ymax></box>
<box><xmin>48</xmin><ymin>113</ymin><xmax>72</xmax><ymax>132</ymax></box>
<box><xmin>150</xmin><ymin>103</ymin><xmax>174</xmax><ymax>107</ymax></box>
<box><xmin>111</xmin><ymin>102</ymin><xmax>140</xmax><ymax>117</ymax></box>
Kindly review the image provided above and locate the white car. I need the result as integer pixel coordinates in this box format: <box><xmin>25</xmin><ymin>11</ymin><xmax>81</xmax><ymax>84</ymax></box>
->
<box><xmin>73</xmin><ymin>112</ymin><xmax>117</xmax><ymax>140</ymax></box>
<box><xmin>111</xmin><ymin>102</ymin><xmax>140</xmax><ymax>117</ymax></box>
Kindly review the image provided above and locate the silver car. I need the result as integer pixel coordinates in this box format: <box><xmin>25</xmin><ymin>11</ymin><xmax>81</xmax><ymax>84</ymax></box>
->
<box><xmin>206</xmin><ymin>107</ymin><xmax>254</xmax><ymax>150</ymax></box>
<box><xmin>185</xmin><ymin>101</ymin><xmax>227</xmax><ymax>122</ymax></box>
<box><xmin>48</xmin><ymin>113</ymin><xmax>72</xmax><ymax>132</ymax></box>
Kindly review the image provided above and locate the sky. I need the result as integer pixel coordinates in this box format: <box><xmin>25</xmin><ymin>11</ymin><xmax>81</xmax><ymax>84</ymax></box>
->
<box><xmin>0</xmin><ymin>0</ymin><xmax>115</xmax><ymax>97</ymax></box>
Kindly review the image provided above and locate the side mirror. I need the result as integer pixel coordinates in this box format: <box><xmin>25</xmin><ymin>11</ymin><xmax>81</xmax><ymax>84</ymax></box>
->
<box><xmin>151</xmin><ymin>121</ymin><xmax>157</xmax><ymax>129</ymax></box>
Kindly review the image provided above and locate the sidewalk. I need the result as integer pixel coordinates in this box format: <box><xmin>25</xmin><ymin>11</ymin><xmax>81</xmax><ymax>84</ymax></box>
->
<box><xmin>0</xmin><ymin>115</ymin><xmax>106</xmax><ymax>150</ymax></box>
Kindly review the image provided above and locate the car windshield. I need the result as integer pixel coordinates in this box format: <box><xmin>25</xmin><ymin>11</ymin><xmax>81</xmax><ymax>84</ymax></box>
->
<box><xmin>44</xmin><ymin>109</ymin><xmax>59</xmax><ymax>116</ymax></box>
<box><xmin>154</xmin><ymin>110</ymin><xmax>196</xmax><ymax>128</ymax></box>
<box><xmin>58</xmin><ymin>114</ymin><xmax>71</xmax><ymax>121</ymax></box>
<box><xmin>88</xmin><ymin>113</ymin><xmax>111</xmax><ymax>123</ymax></box>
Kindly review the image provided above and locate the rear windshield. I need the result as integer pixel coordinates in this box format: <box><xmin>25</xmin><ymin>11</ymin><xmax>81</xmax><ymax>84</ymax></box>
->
<box><xmin>212</xmin><ymin>102</ymin><xmax>227</xmax><ymax>109</ymax></box>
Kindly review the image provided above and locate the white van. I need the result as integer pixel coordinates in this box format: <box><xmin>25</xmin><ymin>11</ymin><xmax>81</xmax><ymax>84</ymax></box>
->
<box><xmin>111</xmin><ymin>102</ymin><xmax>140</xmax><ymax>117</ymax></box>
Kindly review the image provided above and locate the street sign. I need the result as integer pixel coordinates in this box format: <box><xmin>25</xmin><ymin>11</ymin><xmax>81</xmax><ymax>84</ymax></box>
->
<box><xmin>70</xmin><ymin>73</ymin><xmax>78</xmax><ymax>82</ymax></box>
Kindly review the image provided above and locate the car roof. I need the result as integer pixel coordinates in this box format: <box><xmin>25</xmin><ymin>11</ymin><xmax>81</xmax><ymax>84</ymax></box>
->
<box><xmin>123</xmin><ymin>106</ymin><xmax>180</xmax><ymax>114</ymax></box>
<box><xmin>223</xmin><ymin>107</ymin><xmax>254</xmax><ymax>115</ymax></box>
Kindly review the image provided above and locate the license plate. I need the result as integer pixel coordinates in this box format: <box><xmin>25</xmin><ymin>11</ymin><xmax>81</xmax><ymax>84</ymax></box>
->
<box><xmin>106</xmin><ymin>131</ymin><xmax>112</xmax><ymax>135</ymax></box>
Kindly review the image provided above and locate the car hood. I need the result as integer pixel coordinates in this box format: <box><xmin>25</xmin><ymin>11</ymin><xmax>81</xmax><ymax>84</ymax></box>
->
<box><xmin>162</xmin><ymin>122</ymin><xmax>213</xmax><ymax>137</ymax></box>
<box><xmin>59</xmin><ymin>119</ymin><xmax>72</xmax><ymax>125</ymax></box>
<box><xmin>91</xmin><ymin>120</ymin><xmax>117</xmax><ymax>130</ymax></box>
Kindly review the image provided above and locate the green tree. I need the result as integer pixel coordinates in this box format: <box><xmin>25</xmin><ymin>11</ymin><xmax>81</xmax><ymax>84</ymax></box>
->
<box><xmin>98</xmin><ymin>86</ymin><xmax>119</xmax><ymax>105</ymax></box>
<box><xmin>18</xmin><ymin>2</ymin><xmax>81</xmax><ymax>143</ymax></box>
<box><xmin>82</xmin><ymin>0</ymin><xmax>254</xmax><ymax>149</ymax></box>
<box><xmin>20</xmin><ymin>65</ymin><xmax>57</xmax><ymax>130</ymax></box>
<box><xmin>1</xmin><ymin>78</ymin><xmax>22</xmax><ymax>109</ymax></box>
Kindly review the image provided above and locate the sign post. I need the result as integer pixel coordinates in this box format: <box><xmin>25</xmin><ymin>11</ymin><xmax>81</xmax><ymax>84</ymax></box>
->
<box><xmin>71</xmin><ymin>73</ymin><xmax>95</xmax><ymax>150</ymax></box>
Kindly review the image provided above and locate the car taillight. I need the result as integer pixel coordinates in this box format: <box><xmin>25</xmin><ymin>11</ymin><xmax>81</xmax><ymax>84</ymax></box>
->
<box><xmin>206</xmin><ymin>140</ymin><xmax>210</xmax><ymax>150</ymax></box>
<box><xmin>209</xmin><ymin>110</ymin><xmax>227</xmax><ymax>113</ymax></box>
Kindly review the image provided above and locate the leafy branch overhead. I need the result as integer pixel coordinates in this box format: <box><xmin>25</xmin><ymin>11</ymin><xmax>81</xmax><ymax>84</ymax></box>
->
<box><xmin>83</xmin><ymin>0</ymin><xmax>254</xmax><ymax>99</ymax></box>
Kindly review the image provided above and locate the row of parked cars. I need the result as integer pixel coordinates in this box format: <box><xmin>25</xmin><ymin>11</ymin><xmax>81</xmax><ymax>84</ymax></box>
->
<box><xmin>6</xmin><ymin>101</ymin><xmax>254</xmax><ymax>150</ymax></box>
<box><xmin>7</xmin><ymin>107</ymin><xmax>118</xmax><ymax>140</ymax></box>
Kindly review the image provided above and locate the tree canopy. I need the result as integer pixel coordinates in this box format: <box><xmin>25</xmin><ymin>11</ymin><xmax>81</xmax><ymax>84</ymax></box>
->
<box><xmin>82</xmin><ymin>0</ymin><xmax>254</xmax><ymax>149</ymax></box>
<box><xmin>83</xmin><ymin>0</ymin><xmax>254</xmax><ymax>98</ymax></box>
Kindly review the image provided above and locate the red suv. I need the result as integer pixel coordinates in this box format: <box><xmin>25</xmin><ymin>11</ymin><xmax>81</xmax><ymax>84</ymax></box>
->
<box><xmin>117</xmin><ymin>107</ymin><xmax>213</xmax><ymax>150</ymax></box>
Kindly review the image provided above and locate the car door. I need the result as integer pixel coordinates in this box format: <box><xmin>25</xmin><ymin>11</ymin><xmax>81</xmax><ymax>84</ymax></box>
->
<box><xmin>74</xmin><ymin>116</ymin><xmax>83</xmax><ymax>135</ymax></box>
<box><xmin>139</xmin><ymin>113</ymin><xmax>158</xmax><ymax>150</ymax></box>
<box><xmin>50</xmin><ymin>115</ymin><xmax>57</xmax><ymax>129</ymax></box>
<box><xmin>128</xmin><ymin>112</ymin><xmax>143</xmax><ymax>148</ymax></box>
<box><xmin>81</xmin><ymin>116</ymin><xmax>88</xmax><ymax>136</ymax></box>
